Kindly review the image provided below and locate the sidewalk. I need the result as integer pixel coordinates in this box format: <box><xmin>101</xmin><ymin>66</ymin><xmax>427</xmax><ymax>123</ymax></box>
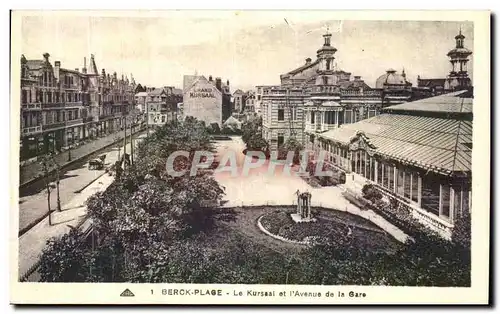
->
<box><xmin>17</xmin><ymin>137</ymin><xmax>145</xmax><ymax>280</ymax></box>
<box><xmin>18</xmin><ymin>132</ymin><xmax>143</xmax><ymax>234</ymax></box>
<box><xmin>19</xmin><ymin>127</ymin><xmax>145</xmax><ymax>187</ymax></box>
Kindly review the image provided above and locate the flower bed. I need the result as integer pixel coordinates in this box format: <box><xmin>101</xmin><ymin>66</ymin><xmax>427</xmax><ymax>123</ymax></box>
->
<box><xmin>259</xmin><ymin>209</ymin><xmax>399</xmax><ymax>251</ymax></box>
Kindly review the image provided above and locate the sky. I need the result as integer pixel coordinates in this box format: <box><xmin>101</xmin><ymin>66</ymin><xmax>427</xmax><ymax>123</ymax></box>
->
<box><xmin>19</xmin><ymin>11</ymin><xmax>474</xmax><ymax>92</ymax></box>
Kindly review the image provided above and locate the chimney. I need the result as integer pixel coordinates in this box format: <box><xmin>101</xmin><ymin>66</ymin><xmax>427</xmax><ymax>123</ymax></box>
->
<box><xmin>43</xmin><ymin>53</ymin><xmax>50</xmax><ymax>62</ymax></box>
<box><xmin>305</xmin><ymin>58</ymin><xmax>312</xmax><ymax>65</ymax></box>
<box><xmin>215</xmin><ymin>77</ymin><xmax>222</xmax><ymax>91</ymax></box>
<box><xmin>226</xmin><ymin>79</ymin><xmax>229</xmax><ymax>86</ymax></box>
<box><xmin>354</xmin><ymin>76</ymin><xmax>361</xmax><ymax>81</ymax></box>
<box><xmin>75</xmin><ymin>68</ymin><xmax>79</xmax><ymax>72</ymax></box>
<box><xmin>54</xmin><ymin>61</ymin><xmax>61</xmax><ymax>81</ymax></box>
<box><xmin>209</xmin><ymin>75</ymin><xmax>213</xmax><ymax>82</ymax></box>
<box><xmin>82</xmin><ymin>57</ymin><xmax>87</xmax><ymax>74</ymax></box>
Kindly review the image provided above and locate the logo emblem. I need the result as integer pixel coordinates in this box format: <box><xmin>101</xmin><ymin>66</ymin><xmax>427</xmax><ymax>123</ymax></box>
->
<box><xmin>120</xmin><ymin>288</ymin><xmax>135</xmax><ymax>297</ymax></box>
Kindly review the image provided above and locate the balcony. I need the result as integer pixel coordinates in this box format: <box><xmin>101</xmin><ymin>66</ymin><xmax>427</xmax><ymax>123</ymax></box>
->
<box><xmin>65</xmin><ymin>101</ymin><xmax>83</xmax><ymax>107</ymax></box>
<box><xmin>21</xmin><ymin>103</ymin><xmax>42</xmax><ymax>111</ymax></box>
<box><xmin>66</xmin><ymin>118</ymin><xmax>83</xmax><ymax>127</ymax></box>
<box><xmin>22</xmin><ymin>125</ymin><xmax>42</xmax><ymax>136</ymax></box>
<box><xmin>43</xmin><ymin>121</ymin><xmax>66</xmax><ymax>131</ymax></box>
<box><xmin>42</xmin><ymin>102</ymin><xmax>84</xmax><ymax>109</ymax></box>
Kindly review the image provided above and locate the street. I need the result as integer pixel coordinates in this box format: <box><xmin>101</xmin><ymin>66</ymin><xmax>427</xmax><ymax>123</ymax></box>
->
<box><xmin>18</xmin><ymin>132</ymin><xmax>147</xmax><ymax>234</ymax></box>
<box><xmin>17</xmin><ymin>133</ymin><xmax>147</xmax><ymax>279</ymax></box>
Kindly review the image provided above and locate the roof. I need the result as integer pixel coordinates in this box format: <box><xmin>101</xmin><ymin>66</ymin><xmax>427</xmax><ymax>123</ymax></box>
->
<box><xmin>135</xmin><ymin>92</ymin><xmax>148</xmax><ymax>97</ymax></box>
<box><xmin>285</xmin><ymin>59</ymin><xmax>320</xmax><ymax>76</ymax></box>
<box><xmin>233</xmin><ymin>89</ymin><xmax>244</xmax><ymax>95</ymax></box>
<box><xmin>148</xmin><ymin>88</ymin><xmax>166</xmax><ymax>96</ymax></box>
<box><xmin>318</xmin><ymin>93</ymin><xmax>473</xmax><ymax>175</ymax></box>
<box><xmin>172</xmin><ymin>88</ymin><xmax>183</xmax><ymax>95</ymax></box>
<box><xmin>183</xmin><ymin>75</ymin><xmax>199</xmax><ymax>93</ymax></box>
<box><xmin>384</xmin><ymin>90</ymin><xmax>473</xmax><ymax>114</ymax></box>
<box><xmin>338</xmin><ymin>80</ymin><xmax>372</xmax><ymax>90</ymax></box>
<box><xmin>26</xmin><ymin>60</ymin><xmax>45</xmax><ymax>70</ymax></box>
<box><xmin>417</xmin><ymin>78</ymin><xmax>446</xmax><ymax>89</ymax></box>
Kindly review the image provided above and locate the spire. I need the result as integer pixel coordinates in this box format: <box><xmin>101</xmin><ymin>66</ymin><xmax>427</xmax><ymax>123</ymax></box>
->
<box><xmin>402</xmin><ymin>67</ymin><xmax>406</xmax><ymax>78</ymax></box>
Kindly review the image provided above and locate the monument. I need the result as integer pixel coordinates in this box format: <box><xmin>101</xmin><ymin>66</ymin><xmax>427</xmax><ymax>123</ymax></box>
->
<box><xmin>291</xmin><ymin>190</ymin><xmax>317</xmax><ymax>223</ymax></box>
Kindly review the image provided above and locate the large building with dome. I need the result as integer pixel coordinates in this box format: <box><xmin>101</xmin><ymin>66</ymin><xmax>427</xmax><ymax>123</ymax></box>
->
<box><xmin>261</xmin><ymin>29</ymin><xmax>473</xmax><ymax>151</ymax></box>
<box><xmin>262</xmin><ymin>31</ymin><xmax>414</xmax><ymax>150</ymax></box>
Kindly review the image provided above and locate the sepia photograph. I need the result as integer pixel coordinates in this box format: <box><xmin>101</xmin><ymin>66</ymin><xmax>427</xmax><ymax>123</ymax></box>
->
<box><xmin>9</xmin><ymin>10</ymin><xmax>490</xmax><ymax>305</ymax></box>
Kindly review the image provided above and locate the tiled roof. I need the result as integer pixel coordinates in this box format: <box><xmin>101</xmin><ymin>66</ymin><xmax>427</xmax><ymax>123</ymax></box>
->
<box><xmin>383</xmin><ymin>90</ymin><xmax>472</xmax><ymax>114</ymax></box>
<box><xmin>286</xmin><ymin>59</ymin><xmax>320</xmax><ymax>76</ymax></box>
<box><xmin>417</xmin><ymin>78</ymin><xmax>446</xmax><ymax>88</ymax></box>
<box><xmin>26</xmin><ymin>60</ymin><xmax>44</xmax><ymax>70</ymax></box>
<box><xmin>319</xmin><ymin>93</ymin><xmax>472</xmax><ymax>174</ymax></box>
<box><xmin>172</xmin><ymin>88</ymin><xmax>183</xmax><ymax>95</ymax></box>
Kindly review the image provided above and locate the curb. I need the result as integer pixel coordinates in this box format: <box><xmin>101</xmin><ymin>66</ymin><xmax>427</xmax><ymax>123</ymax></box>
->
<box><xmin>257</xmin><ymin>215</ymin><xmax>310</xmax><ymax>246</ymax></box>
<box><xmin>18</xmin><ymin>211</ymin><xmax>51</xmax><ymax>237</ymax></box>
<box><xmin>19</xmin><ymin>128</ymin><xmax>146</xmax><ymax>189</ymax></box>
<box><xmin>73</xmin><ymin>171</ymin><xmax>108</xmax><ymax>194</ymax></box>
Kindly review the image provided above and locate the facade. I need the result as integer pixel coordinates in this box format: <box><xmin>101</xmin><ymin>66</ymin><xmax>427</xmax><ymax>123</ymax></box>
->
<box><xmin>244</xmin><ymin>90</ymin><xmax>256</xmax><ymax>114</ymax></box>
<box><xmin>232</xmin><ymin>89</ymin><xmax>246</xmax><ymax>113</ymax></box>
<box><xmin>144</xmin><ymin>86</ymin><xmax>181</xmax><ymax>126</ymax></box>
<box><xmin>182</xmin><ymin>75</ymin><xmax>231</xmax><ymax>128</ymax></box>
<box><xmin>262</xmin><ymin>31</ymin><xmax>410</xmax><ymax>151</ymax></box>
<box><xmin>307</xmin><ymin>91</ymin><xmax>472</xmax><ymax>239</ymax></box>
<box><xmin>20</xmin><ymin>53</ymin><xmax>137</xmax><ymax>161</ymax></box>
<box><xmin>415</xmin><ymin>29</ymin><xmax>473</xmax><ymax>96</ymax></box>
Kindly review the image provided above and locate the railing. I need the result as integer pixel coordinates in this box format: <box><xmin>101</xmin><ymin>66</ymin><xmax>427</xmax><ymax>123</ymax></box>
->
<box><xmin>22</xmin><ymin>125</ymin><xmax>42</xmax><ymax>135</ymax></box>
<box><xmin>65</xmin><ymin>101</ymin><xmax>83</xmax><ymax>107</ymax></box>
<box><xmin>65</xmin><ymin>118</ymin><xmax>83</xmax><ymax>127</ymax></box>
<box><xmin>43</xmin><ymin>121</ymin><xmax>66</xmax><ymax>131</ymax></box>
<box><xmin>21</xmin><ymin>103</ymin><xmax>42</xmax><ymax>110</ymax></box>
<box><xmin>341</xmin><ymin>90</ymin><xmax>382</xmax><ymax>97</ymax></box>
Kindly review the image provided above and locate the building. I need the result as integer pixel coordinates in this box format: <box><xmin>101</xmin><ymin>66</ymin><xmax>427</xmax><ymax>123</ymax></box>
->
<box><xmin>135</xmin><ymin>91</ymin><xmax>148</xmax><ymax>113</ymax></box>
<box><xmin>232</xmin><ymin>89</ymin><xmax>246</xmax><ymax>113</ymax></box>
<box><xmin>182</xmin><ymin>75</ymin><xmax>232</xmax><ymax>128</ymax></box>
<box><xmin>415</xmin><ymin>29</ymin><xmax>473</xmax><ymax>97</ymax></box>
<box><xmin>307</xmin><ymin>90</ymin><xmax>472</xmax><ymax>239</ymax></box>
<box><xmin>262</xmin><ymin>31</ymin><xmax>410</xmax><ymax>151</ymax></box>
<box><xmin>144</xmin><ymin>86</ymin><xmax>181</xmax><ymax>126</ymax></box>
<box><xmin>20</xmin><ymin>53</ymin><xmax>137</xmax><ymax>161</ymax></box>
<box><xmin>244</xmin><ymin>90</ymin><xmax>256</xmax><ymax>114</ymax></box>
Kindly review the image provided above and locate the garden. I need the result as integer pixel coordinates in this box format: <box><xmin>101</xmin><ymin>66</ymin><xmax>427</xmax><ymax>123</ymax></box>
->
<box><xmin>259</xmin><ymin>208</ymin><xmax>401</xmax><ymax>252</ymax></box>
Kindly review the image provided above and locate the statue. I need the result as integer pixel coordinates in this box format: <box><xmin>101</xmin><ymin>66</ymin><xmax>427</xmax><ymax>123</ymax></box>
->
<box><xmin>292</xmin><ymin>190</ymin><xmax>315</xmax><ymax>223</ymax></box>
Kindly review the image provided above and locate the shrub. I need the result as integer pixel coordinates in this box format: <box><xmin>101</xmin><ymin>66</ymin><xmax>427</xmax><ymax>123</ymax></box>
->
<box><xmin>362</xmin><ymin>183</ymin><xmax>383</xmax><ymax>202</ymax></box>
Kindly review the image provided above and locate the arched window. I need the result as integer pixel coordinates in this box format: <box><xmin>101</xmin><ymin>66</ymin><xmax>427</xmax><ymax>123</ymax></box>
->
<box><xmin>326</xmin><ymin>59</ymin><xmax>331</xmax><ymax>71</ymax></box>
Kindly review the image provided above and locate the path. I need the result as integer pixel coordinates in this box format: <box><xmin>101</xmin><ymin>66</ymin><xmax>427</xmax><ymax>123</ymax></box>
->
<box><xmin>213</xmin><ymin>137</ymin><xmax>409</xmax><ymax>243</ymax></box>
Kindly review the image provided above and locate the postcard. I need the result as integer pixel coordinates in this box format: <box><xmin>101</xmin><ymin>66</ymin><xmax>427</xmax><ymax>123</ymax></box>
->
<box><xmin>10</xmin><ymin>10</ymin><xmax>491</xmax><ymax>305</ymax></box>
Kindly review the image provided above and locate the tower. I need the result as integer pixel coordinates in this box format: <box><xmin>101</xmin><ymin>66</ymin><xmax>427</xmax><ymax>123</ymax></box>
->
<box><xmin>445</xmin><ymin>28</ymin><xmax>473</xmax><ymax>91</ymax></box>
<box><xmin>316</xmin><ymin>29</ymin><xmax>337</xmax><ymax>72</ymax></box>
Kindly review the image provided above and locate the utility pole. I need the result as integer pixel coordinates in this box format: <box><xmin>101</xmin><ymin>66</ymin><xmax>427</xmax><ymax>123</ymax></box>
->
<box><xmin>123</xmin><ymin>116</ymin><xmax>127</xmax><ymax>171</ymax></box>
<box><xmin>129</xmin><ymin>114</ymin><xmax>134</xmax><ymax>165</ymax></box>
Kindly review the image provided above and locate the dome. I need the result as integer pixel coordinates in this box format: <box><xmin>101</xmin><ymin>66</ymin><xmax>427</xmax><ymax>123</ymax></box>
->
<box><xmin>375</xmin><ymin>68</ymin><xmax>408</xmax><ymax>89</ymax></box>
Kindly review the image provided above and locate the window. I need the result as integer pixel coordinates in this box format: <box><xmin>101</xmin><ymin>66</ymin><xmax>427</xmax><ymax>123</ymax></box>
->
<box><xmin>291</xmin><ymin>108</ymin><xmax>297</xmax><ymax>120</ymax></box>
<box><xmin>404</xmin><ymin>172</ymin><xmax>411</xmax><ymax>199</ymax></box>
<box><xmin>387</xmin><ymin>165</ymin><xmax>394</xmax><ymax>191</ymax></box>
<box><xmin>68</xmin><ymin>111</ymin><xmax>73</xmax><ymax>120</ymax></box>
<box><xmin>368</xmin><ymin>109</ymin><xmax>377</xmax><ymax>119</ymax></box>
<box><xmin>325</xmin><ymin>111</ymin><xmax>335</xmax><ymax>124</ymax></box>
<box><xmin>311</xmin><ymin>112</ymin><xmax>315</xmax><ymax>124</ymax></box>
<box><xmin>441</xmin><ymin>184</ymin><xmax>451</xmax><ymax>219</ymax></box>
<box><xmin>309</xmin><ymin>135</ymin><xmax>314</xmax><ymax>144</ymax></box>
<box><xmin>411</xmin><ymin>173</ymin><xmax>419</xmax><ymax>203</ymax></box>
<box><xmin>345</xmin><ymin>110</ymin><xmax>352</xmax><ymax>124</ymax></box>
<box><xmin>56</xmin><ymin>111</ymin><xmax>61</xmax><ymax>122</ymax></box>
<box><xmin>278</xmin><ymin>109</ymin><xmax>284</xmax><ymax>121</ymax></box>
<box><xmin>396</xmin><ymin>168</ymin><xmax>404</xmax><ymax>195</ymax></box>
<box><xmin>326</xmin><ymin>60</ymin><xmax>331</xmax><ymax>71</ymax></box>
<box><xmin>22</xmin><ymin>90</ymin><xmax>27</xmax><ymax>104</ymax></box>
<box><xmin>48</xmin><ymin>92</ymin><xmax>52</xmax><ymax>103</ymax></box>
<box><xmin>421</xmin><ymin>174</ymin><xmax>440</xmax><ymax>216</ymax></box>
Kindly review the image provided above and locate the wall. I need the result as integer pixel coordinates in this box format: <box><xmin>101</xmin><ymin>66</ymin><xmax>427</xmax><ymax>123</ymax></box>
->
<box><xmin>183</xmin><ymin>77</ymin><xmax>223</xmax><ymax>127</ymax></box>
